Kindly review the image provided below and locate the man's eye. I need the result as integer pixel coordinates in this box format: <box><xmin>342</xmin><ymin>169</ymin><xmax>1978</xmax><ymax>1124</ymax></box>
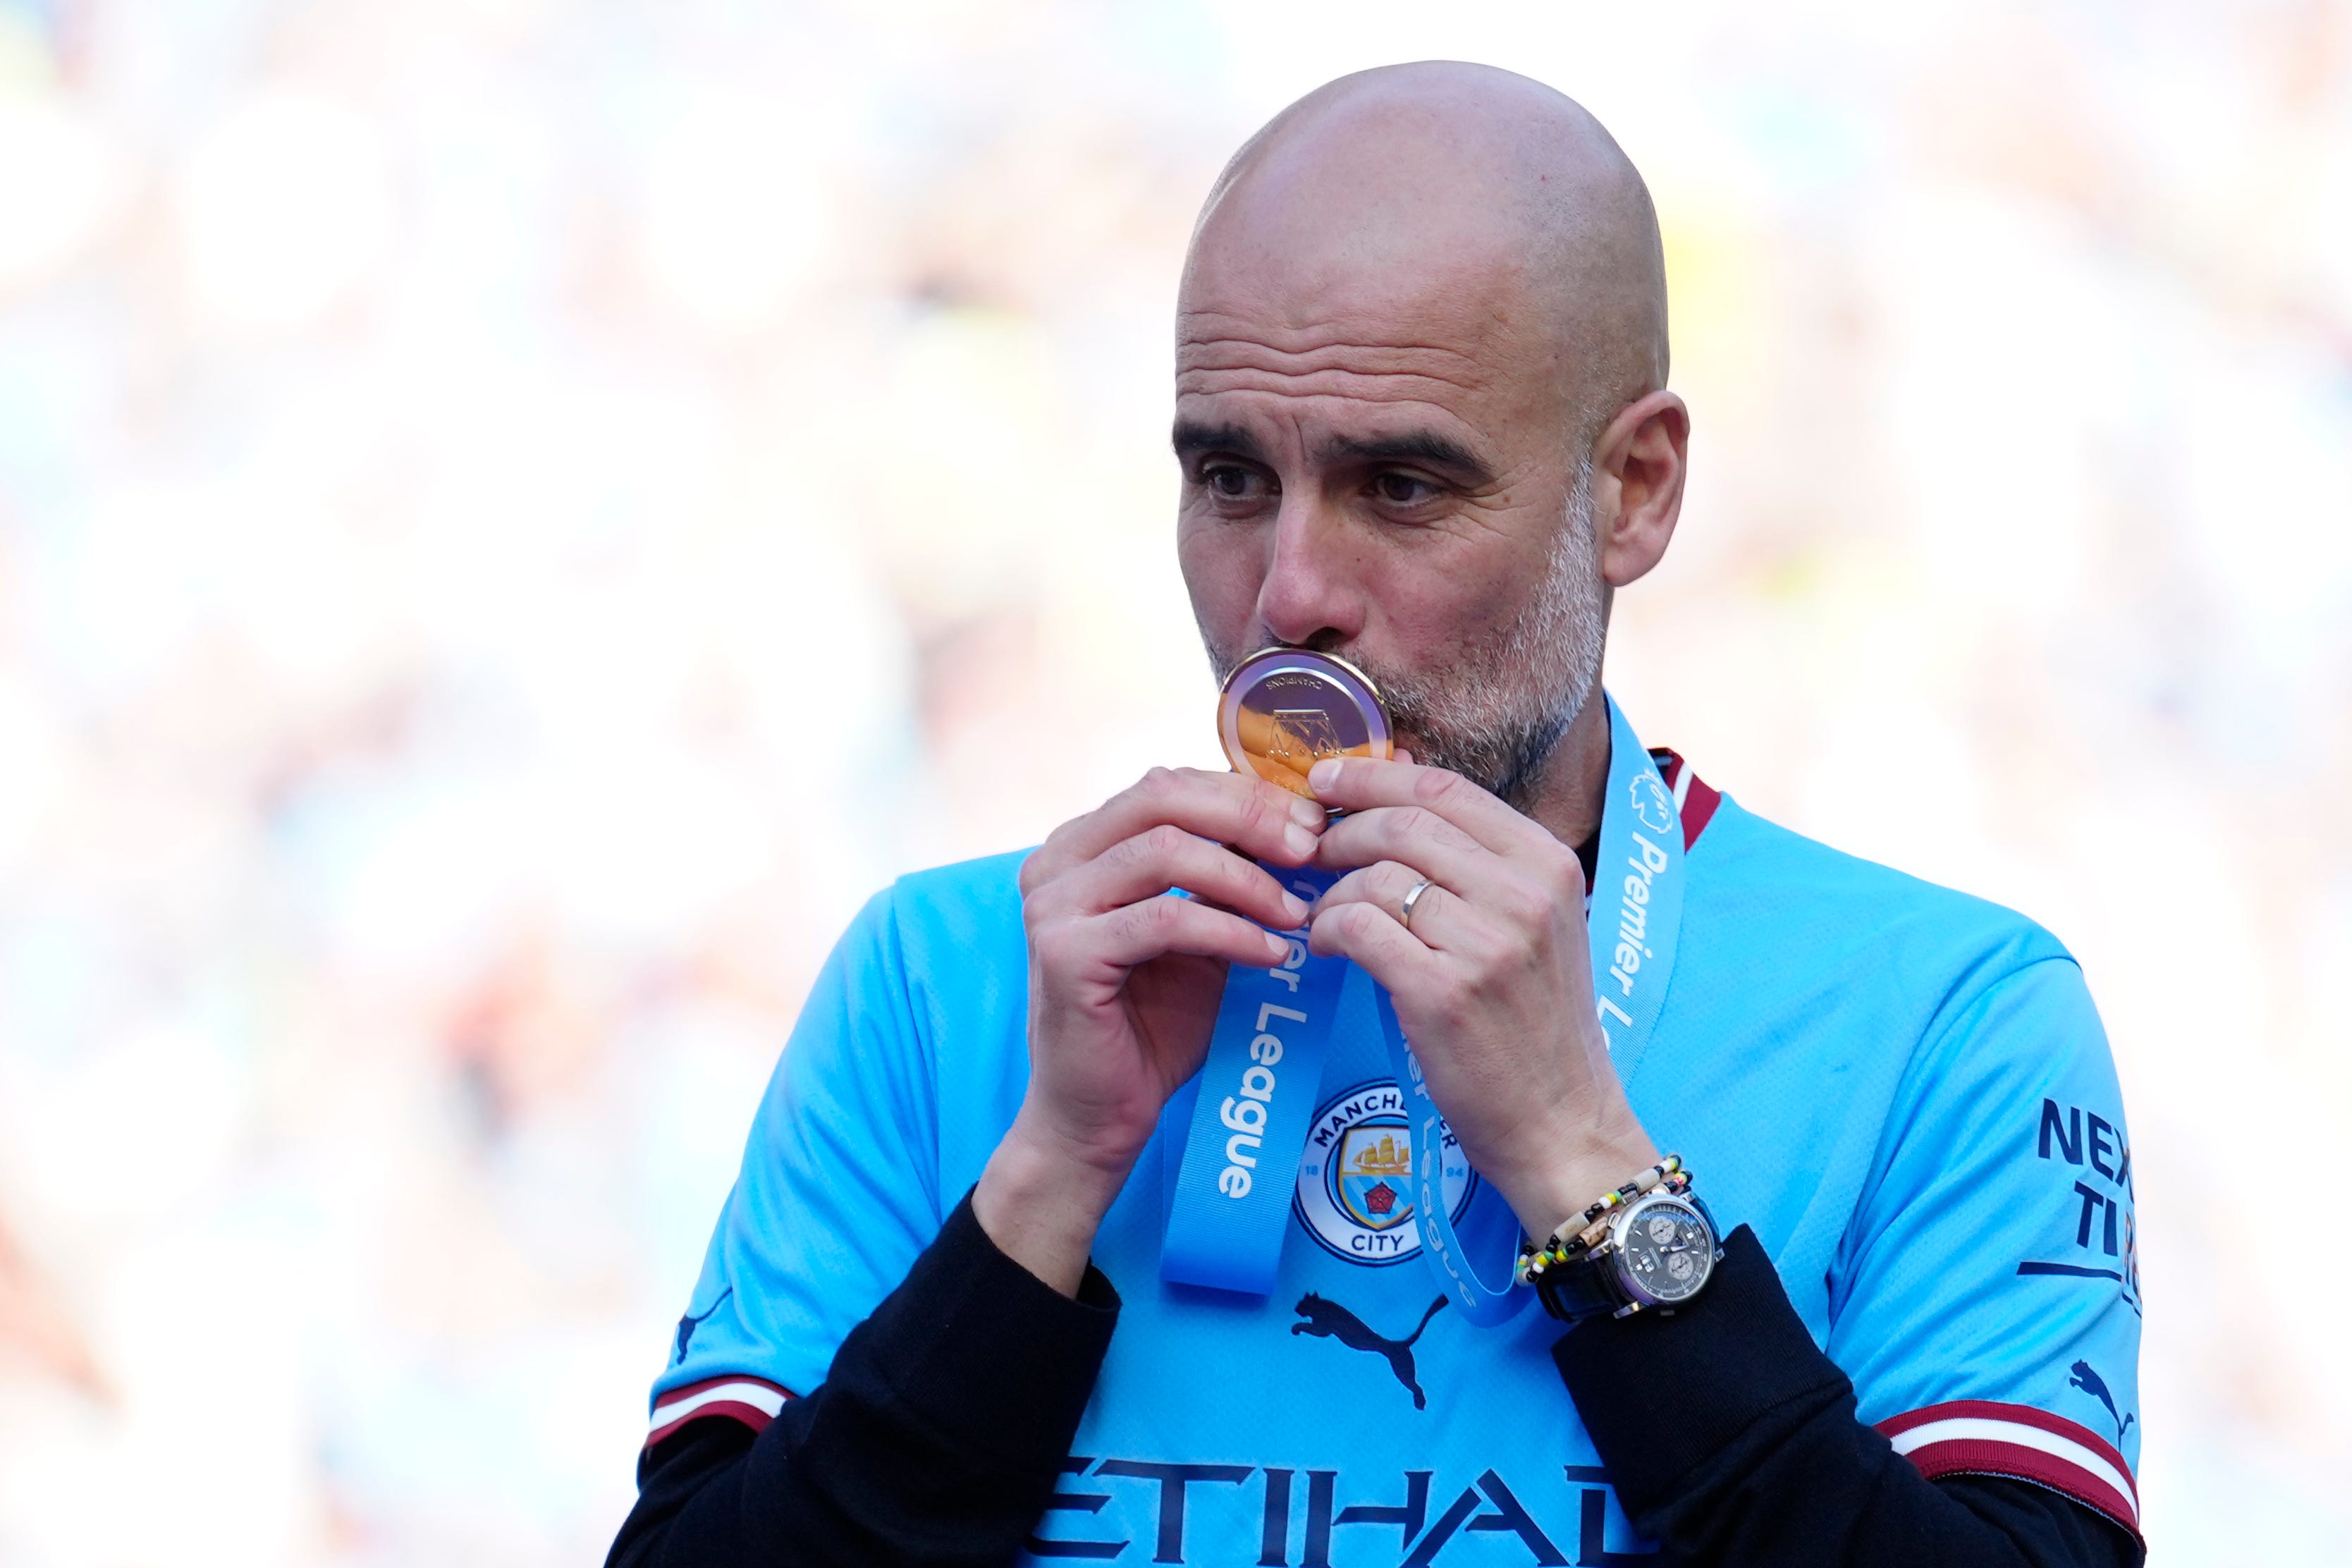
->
<box><xmin>1206</xmin><ymin>465</ymin><xmax>1258</xmax><ymax>498</ymax></box>
<box><xmin>1373</xmin><ymin>472</ymin><xmax>1437</xmax><ymax>505</ymax></box>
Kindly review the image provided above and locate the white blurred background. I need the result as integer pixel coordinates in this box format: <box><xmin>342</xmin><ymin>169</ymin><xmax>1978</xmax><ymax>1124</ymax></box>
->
<box><xmin>0</xmin><ymin>1</ymin><xmax>2346</xmax><ymax>1562</ymax></box>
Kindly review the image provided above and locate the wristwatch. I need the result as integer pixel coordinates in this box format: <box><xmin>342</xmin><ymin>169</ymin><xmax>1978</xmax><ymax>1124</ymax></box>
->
<box><xmin>1530</xmin><ymin>1190</ymin><xmax>1723</xmax><ymax>1324</ymax></box>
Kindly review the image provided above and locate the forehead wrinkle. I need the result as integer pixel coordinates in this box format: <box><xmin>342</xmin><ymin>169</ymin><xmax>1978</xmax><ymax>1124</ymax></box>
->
<box><xmin>1177</xmin><ymin>341</ymin><xmax>1490</xmax><ymax>392</ymax></box>
<box><xmin>1176</xmin><ymin>362</ymin><xmax>1489</xmax><ymax>407</ymax></box>
<box><xmin>1177</xmin><ymin>307</ymin><xmax>1500</xmax><ymax>358</ymax></box>
<box><xmin>1178</xmin><ymin>297</ymin><xmax>1519</xmax><ymax>360</ymax></box>
<box><xmin>1178</xmin><ymin>325</ymin><xmax>1497</xmax><ymax>403</ymax></box>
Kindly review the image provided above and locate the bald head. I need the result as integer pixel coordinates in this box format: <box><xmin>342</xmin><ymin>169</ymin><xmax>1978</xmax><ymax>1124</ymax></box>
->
<box><xmin>1184</xmin><ymin>61</ymin><xmax>1669</xmax><ymax>441</ymax></box>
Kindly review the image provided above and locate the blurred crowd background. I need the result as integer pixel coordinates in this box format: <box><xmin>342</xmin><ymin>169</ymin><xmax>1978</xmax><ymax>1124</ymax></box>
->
<box><xmin>0</xmin><ymin>0</ymin><xmax>2346</xmax><ymax>1562</ymax></box>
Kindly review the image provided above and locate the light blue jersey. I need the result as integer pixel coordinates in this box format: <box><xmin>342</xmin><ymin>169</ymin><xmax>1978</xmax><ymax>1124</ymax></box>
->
<box><xmin>648</xmin><ymin>755</ymin><xmax>2141</xmax><ymax>1562</ymax></box>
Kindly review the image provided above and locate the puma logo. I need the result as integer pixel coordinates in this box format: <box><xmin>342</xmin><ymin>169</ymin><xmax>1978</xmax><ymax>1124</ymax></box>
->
<box><xmin>1292</xmin><ymin>1292</ymin><xmax>1447</xmax><ymax>1409</ymax></box>
<box><xmin>673</xmin><ymin>1286</ymin><xmax>733</xmax><ymax>1365</ymax></box>
<box><xmin>2068</xmin><ymin>1359</ymin><xmax>2135</xmax><ymax>1444</ymax></box>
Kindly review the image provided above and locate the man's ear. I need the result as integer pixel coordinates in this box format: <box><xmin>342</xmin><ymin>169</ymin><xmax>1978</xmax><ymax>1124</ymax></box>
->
<box><xmin>1589</xmin><ymin>389</ymin><xmax>1689</xmax><ymax>589</ymax></box>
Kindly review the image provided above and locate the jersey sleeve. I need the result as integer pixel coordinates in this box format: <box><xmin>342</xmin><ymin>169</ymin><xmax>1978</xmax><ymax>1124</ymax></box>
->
<box><xmin>643</xmin><ymin>885</ymin><xmax>944</xmax><ymax>1448</ymax></box>
<box><xmin>1826</xmin><ymin>953</ymin><xmax>2142</xmax><ymax>1541</ymax></box>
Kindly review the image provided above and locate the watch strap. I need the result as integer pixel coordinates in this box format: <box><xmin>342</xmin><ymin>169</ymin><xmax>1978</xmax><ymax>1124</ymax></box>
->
<box><xmin>1531</xmin><ymin>1244</ymin><xmax>1630</xmax><ymax>1323</ymax></box>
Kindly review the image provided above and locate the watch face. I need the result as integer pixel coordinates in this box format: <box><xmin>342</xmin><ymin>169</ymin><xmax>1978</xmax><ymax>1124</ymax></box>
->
<box><xmin>1615</xmin><ymin>1196</ymin><xmax>1715</xmax><ymax>1306</ymax></box>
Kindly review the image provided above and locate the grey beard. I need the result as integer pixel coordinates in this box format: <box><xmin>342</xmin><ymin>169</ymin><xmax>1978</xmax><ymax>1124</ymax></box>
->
<box><xmin>1206</xmin><ymin>461</ymin><xmax>1607</xmax><ymax>809</ymax></box>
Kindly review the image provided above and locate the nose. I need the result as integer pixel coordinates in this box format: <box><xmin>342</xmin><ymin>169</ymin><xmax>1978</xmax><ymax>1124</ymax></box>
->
<box><xmin>1254</xmin><ymin>496</ymin><xmax>1366</xmax><ymax>650</ymax></box>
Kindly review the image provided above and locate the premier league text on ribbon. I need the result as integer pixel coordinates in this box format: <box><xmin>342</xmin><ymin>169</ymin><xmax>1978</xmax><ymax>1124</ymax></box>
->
<box><xmin>1598</xmin><ymin>831</ymin><xmax>1670</xmax><ymax>1029</ymax></box>
<box><xmin>1160</xmin><ymin>868</ymin><xmax>1350</xmax><ymax>1295</ymax></box>
<box><xmin>1213</xmin><ymin>948</ymin><xmax>1309</xmax><ymax>1200</ymax></box>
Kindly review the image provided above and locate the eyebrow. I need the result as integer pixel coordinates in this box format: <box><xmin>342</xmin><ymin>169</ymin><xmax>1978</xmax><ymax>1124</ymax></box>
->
<box><xmin>1171</xmin><ymin>420</ymin><xmax>1267</xmax><ymax>465</ymax></box>
<box><xmin>1320</xmin><ymin>430</ymin><xmax>1495</xmax><ymax>485</ymax></box>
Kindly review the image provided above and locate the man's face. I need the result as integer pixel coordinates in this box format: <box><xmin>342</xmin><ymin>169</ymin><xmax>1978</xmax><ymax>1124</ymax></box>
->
<box><xmin>1175</xmin><ymin>243</ymin><xmax>1607</xmax><ymax>806</ymax></box>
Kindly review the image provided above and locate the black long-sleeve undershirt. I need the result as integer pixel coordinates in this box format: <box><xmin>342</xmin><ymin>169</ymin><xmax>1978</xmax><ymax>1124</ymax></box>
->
<box><xmin>1554</xmin><ymin>1226</ymin><xmax>2140</xmax><ymax>1567</ymax></box>
<box><xmin>609</xmin><ymin>1194</ymin><xmax>1118</xmax><ymax>1568</ymax></box>
<box><xmin>607</xmin><ymin>1198</ymin><xmax>2143</xmax><ymax>1568</ymax></box>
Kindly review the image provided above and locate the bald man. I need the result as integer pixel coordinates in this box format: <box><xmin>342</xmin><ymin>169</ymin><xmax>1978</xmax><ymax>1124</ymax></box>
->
<box><xmin>610</xmin><ymin>65</ymin><xmax>2143</xmax><ymax>1568</ymax></box>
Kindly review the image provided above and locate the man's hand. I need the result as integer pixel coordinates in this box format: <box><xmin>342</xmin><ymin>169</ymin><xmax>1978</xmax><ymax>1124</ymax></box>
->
<box><xmin>1302</xmin><ymin>755</ymin><xmax>1658</xmax><ymax>1242</ymax></box>
<box><xmin>974</xmin><ymin>767</ymin><xmax>1325</xmax><ymax>1294</ymax></box>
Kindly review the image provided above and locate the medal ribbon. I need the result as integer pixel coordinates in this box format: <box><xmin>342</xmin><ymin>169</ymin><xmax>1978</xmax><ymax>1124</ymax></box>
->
<box><xmin>1161</xmin><ymin>694</ymin><xmax>1686</xmax><ymax>1319</ymax></box>
<box><xmin>1158</xmin><ymin>864</ymin><xmax>1349</xmax><ymax>1296</ymax></box>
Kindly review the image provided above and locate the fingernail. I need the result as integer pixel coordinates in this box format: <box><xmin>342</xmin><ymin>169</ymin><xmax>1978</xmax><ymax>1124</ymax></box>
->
<box><xmin>1264</xmin><ymin>931</ymin><xmax>1290</xmax><ymax>961</ymax></box>
<box><xmin>1309</xmin><ymin>759</ymin><xmax>1340</xmax><ymax>792</ymax></box>
<box><xmin>1288</xmin><ymin>796</ymin><xmax>1324</xmax><ymax>829</ymax></box>
<box><xmin>1283</xmin><ymin>823</ymin><xmax>1316</xmax><ymax>857</ymax></box>
<box><xmin>1280</xmin><ymin>891</ymin><xmax>1309</xmax><ymax>926</ymax></box>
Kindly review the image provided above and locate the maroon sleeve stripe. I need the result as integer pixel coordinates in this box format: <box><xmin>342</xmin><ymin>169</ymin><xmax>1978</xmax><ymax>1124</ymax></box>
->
<box><xmin>644</xmin><ymin>1375</ymin><xmax>795</xmax><ymax>1450</ymax></box>
<box><xmin>1875</xmin><ymin>1399</ymin><xmax>2139</xmax><ymax>1538</ymax></box>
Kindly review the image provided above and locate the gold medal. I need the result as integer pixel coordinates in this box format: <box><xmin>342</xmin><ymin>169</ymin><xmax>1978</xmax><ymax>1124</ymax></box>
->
<box><xmin>1217</xmin><ymin>647</ymin><xmax>1392</xmax><ymax>800</ymax></box>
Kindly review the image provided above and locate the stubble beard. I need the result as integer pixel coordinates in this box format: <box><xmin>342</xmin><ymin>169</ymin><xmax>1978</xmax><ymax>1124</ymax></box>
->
<box><xmin>1206</xmin><ymin>460</ymin><xmax>1608</xmax><ymax>811</ymax></box>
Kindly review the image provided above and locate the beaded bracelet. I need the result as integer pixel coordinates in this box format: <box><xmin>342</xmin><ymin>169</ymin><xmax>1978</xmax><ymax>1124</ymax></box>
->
<box><xmin>1515</xmin><ymin>1155</ymin><xmax>1691</xmax><ymax>1285</ymax></box>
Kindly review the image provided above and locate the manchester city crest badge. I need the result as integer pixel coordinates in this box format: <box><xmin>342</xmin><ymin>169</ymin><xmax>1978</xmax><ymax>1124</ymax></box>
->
<box><xmin>1294</xmin><ymin>1080</ymin><xmax>1478</xmax><ymax>1266</ymax></box>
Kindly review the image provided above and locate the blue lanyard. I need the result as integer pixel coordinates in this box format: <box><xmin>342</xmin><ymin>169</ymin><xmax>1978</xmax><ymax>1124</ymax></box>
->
<box><xmin>1158</xmin><ymin>863</ymin><xmax>1349</xmax><ymax>1295</ymax></box>
<box><xmin>1160</xmin><ymin>694</ymin><xmax>1686</xmax><ymax>1318</ymax></box>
